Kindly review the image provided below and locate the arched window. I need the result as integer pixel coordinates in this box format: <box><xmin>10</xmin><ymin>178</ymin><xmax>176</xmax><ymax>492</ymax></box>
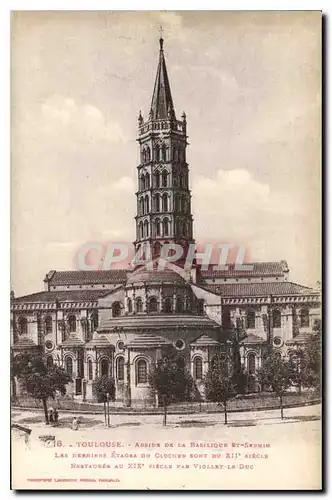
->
<box><xmin>163</xmin><ymin>218</ymin><xmax>169</xmax><ymax>237</ymax></box>
<box><xmin>138</xmin><ymin>221</ymin><xmax>143</xmax><ymax>239</ymax></box>
<box><xmin>175</xmin><ymin>193</ymin><xmax>180</xmax><ymax>211</ymax></box>
<box><xmin>148</xmin><ymin>297</ymin><xmax>158</xmax><ymax>313</ymax></box>
<box><xmin>177</xmin><ymin>356</ymin><xmax>186</xmax><ymax>369</ymax></box>
<box><xmin>145</xmin><ymin>195</ymin><xmax>149</xmax><ymax>214</ymax></box>
<box><xmin>155</xmin><ymin>193</ymin><xmax>160</xmax><ymax>212</ymax></box>
<box><xmin>65</xmin><ymin>356</ymin><xmax>73</xmax><ymax>377</ymax></box>
<box><xmin>136</xmin><ymin>297</ymin><xmax>143</xmax><ymax>313</ymax></box>
<box><xmin>246</xmin><ymin>310</ymin><xmax>256</xmax><ymax>329</ymax></box>
<box><xmin>112</xmin><ymin>302</ymin><xmax>121</xmax><ymax>318</ymax></box>
<box><xmin>46</xmin><ymin>356</ymin><xmax>53</xmax><ymax>368</ymax></box>
<box><xmin>45</xmin><ymin>316</ymin><xmax>52</xmax><ymax>334</ymax></box>
<box><xmin>173</xmin><ymin>173</ymin><xmax>178</xmax><ymax>187</ymax></box>
<box><xmin>141</xmin><ymin>149</ymin><xmax>146</xmax><ymax>164</ymax></box>
<box><xmin>272</xmin><ymin>309</ymin><xmax>281</xmax><ymax>328</ymax></box>
<box><xmin>248</xmin><ymin>353</ymin><xmax>256</xmax><ymax>374</ymax></box>
<box><xmin>18</xmin><ymin>317</ymin><xmax>28</xmax><ymax>336</ymax></box>
<box><xmin>140</xmin><ymin>175</ymin><xmax>145</xmax><ymax>191</ymax></box>
<box><xmin>145</xmin><ymin>173</ymin><xmax>150</xmax><ymax>189</ymax></box>
<box><xmin>101</xmin><ymin>358</ymin><xmax>109</xmax><ymax>377</ymax></box>
<box><xmin>90</xmin><ymin>312</ymin><xmax>98</xmax><ymax>331</ymax></box>
<box><xmin>181</xmin><ymin>195</ymin><xmax>186</xmax><ymax>212</ymax></box>
<box><xmin>194</xmin><ymin>357</ymin><xmax>203</xmax><ymax>380</ymax></box>
<box><xmin>88</xmin><ymin>359</ymin><xmax>93</xmax><ymax>381</ymax></box>
<box><xmin>68</xmin><ymin>315</ymin><xmax>76</xmax><ymax>333</ymax></box>
<box><xmin>176</xmin><ymin>297</ymin><xmax>184</xmax><ymax>313</ymax></box>
<box><xmin>136</xmin><ymin>359</ymin><xmax>148</xmax><ymax>384</ymax></box>
<box><xmin>162</xmin><ymin>193</ymin><xmax>168</xmax><ymax>212</ymax></box>
<box><xmin>164</xmin><ymin>297</ymin><xmax>172</xmax><ymax>313</ymax></box>
<box><xmin>155</xmin><ymin>145</ymin><xmax>160</xmax><ymax>162</ymax></box>
<box><xmin>162</xmin><ymin>145</ymin><xmax>167</xmax><ymax>161</ymax></box>
<box><xmin>173</xmin><ymin>146</ymin><xmax>176</xmax><ymax>161</ymax></box>
<box><xmin>127</xmin><ymin>298</ymin><xmax>132</xmax><ymax>314</ymax></box>
<box><xmin>117</xmin><ymin>357</ymin><xmax>125</xmax><ymax>381</ymax></box>
<box><xmin>162</xmin><ymin>170</ymin><xmax>168</xmax><ymax>187</ymax></box>
<box><xmin>139</xmin><ymin>198</ymin><xmax>144</xmax><ymax>215</ymax></box>
<box><xmin>273</xmin><ymin>351</ymin><xmax>282</xmax><ymax>360</ymax></box>
<box><xmin>300</xmin><ymin>307</ymin><xmax>310</xmax><ymax>327</ymax></box>
<box><xmin>179</xmin><ymin>173</ymin><xmax>184</xmax><ymax>188</ymax></box>
<box><xmin>143</xmin><ymin>220</ymin><xmax>149</xmax><ymax>237</ymax></box>
<box><xmin>154</xmin><ymin>171</ymin><xmax>160</xmax><ymax>188</ymax></box>
<box><xmin>146</xmin><ymin>146</ymin><xmax>150</xmax><ymax>162</ymax></box>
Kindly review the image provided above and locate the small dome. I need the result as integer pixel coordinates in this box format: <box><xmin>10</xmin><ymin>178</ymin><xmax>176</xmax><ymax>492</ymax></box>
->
<box><xmin>127</xmin><ymin>267</ymin><xmax>185</xmax><ymax>285</ymax></box>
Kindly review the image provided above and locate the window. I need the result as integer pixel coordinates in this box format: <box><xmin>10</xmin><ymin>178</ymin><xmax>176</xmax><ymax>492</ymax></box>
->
<box><xmin>154</xmin><ymin>171</ymin><xmax>160</xmax><ymax>188</ymax></box>
<box><xmin>46</xmin><ymin>356</ymin><xmax>53</xmax><ymax>368</ymax></box>
<box><xmin>155</xmin><ymin>218</ymin><xmax>161</xmax><ymax>236</ymax></box>
<box><xmin>138</xmin><ymin>221</ymin><xmax>143</xmax><ymax>239</ymax></box>
<box><xmin>176</xmin><ymin>297</ymin><xmax>184</xmax><ymax>313</ymax></box>
<box><xmin>145</xmin><ymin>195</ymin><xmax>149</xmax><ymax>213</ymax></box>
<box><xmin>146</xmin><ymin>147</ymin><xmax>150</xmax><ymax>162</ymax></box>
<box><xmin>194</xmin><ymin>357</ymin><xmax>203</xmax><ymax>380</ymax></box>
<box><xmin>174</xmin><ymin>339</ymin><xmax>185</xmax><ymax>350</ymax></box>
<box><xmin>164</xmin><ymin>297</ymin><xmax>172</xmax><ymax>313</ymax></box>
<box><xmin>155</xmin><ymin>145</ymin><xmax>160</xmax><ymax>162</ymax></box>
<box><xmin>144</xmin><ymin>220</ymin><xmax>149</xmax><ymax>238</ymax></box>
<box><xmin>90</xmin><ymin>312</ymin><xmax>98</xmax><ymax>331</ymax></box>
<box><xmin>246</xmin><ymin>310</ymin><xmax>256</xmax><ymax>329</ymax></box>
<box><xmin>139</xmin><ymin>197</ymin><xmax>144</xmax><ymax>215</ymax></box>
<box><xmin>136</xmin><ymin>297</ymin><xmax>143</xmax><ymax>313</ymax></box>
<box><xmin>273</xmin><ymin>351</ymin><xmax>282</xmax><ymax>360</ymax></box>
<box><xmin>112</xmin><ymin>302</ymin><xmax>121</xmax><ymax>318</ymax></box>
<box><xmin>127</xmin><ymin>298</ymin><xmax>132</xmax><ymax>314</ymax></box>
<box><xmin>117</xmin><ymin>357</ymin><xmax>125</xmax><ymax>381</ymax></box>
<box><xmin>248</xmin><ymin>353</ymin><xmax>256</xmax><ymax>374</ymax></box>
<box><xmin>197</xmin><ymin>299</ymin><xmax>204</xmax><ymax>315</ymax></box>
<box><xmin>272</xmin><ymin>310</ymin><xmax>281</xmax><ymax>328</ymax></box>
<box><xmin>162</xmin><ymin>170</ymin><xmax>168</xmax><ymax>187</ymax></box>
<box><xmin>65</xmin><ymin>357</ymin><xmax>73</xmax><ymax>377</ymax></box>
<box><xmin>45</xmin><ymin>316</ymin><xmax>52</xmax><ymax>334</ymax></box>
<box><xmin>175</xmin><ymin>193</ymin><xmax>180</xmax><ymax>211</ymax></box>
<box><xmin>145</xmin><ymin>173</ymin><xmax>150</xmax><ymax>189</ymax></box>
<box><xmin>163</xmin><ymin>218</ymin><xmax>169</xmax><ymax>237</ymax></box>
<box><xmin>137</xmin><ymin>359</ymin><xmax>147</xmax><ymax>384</ymax></box>
<box><xmin>162</xmin><ymin>145</ymin><xmax>167</xmax><ymax>162</ymax></box>
<box><xmin>88</xmin><ymin>359</ymin><xmax>93</xmax><ymax>380</ymax></box>
<box><xmin>148</xmin><ymin>297</ymin><xmax>158</xmax><ymax>313</ymax></box>
<box><xmin>101</xmin><ymin>358</ymin><xmax>109</xmax><ymax>377</ymax></box>
<box><xmin>162</xmin><ymin>193</ymin><xmax>168</xmax><ymax>212</ymax></box>
<box><xmin>300</xmin><ymin>308</ymin><xmax>310</xmax><ymax>327</ymax></box>
<box><xmin>177</xmin><ymin>356</ymin><xmax>185</xmax><ymax>369</ymax></box>
<box><xmin>211</xmin><ymin>356</ymin><xmax>218</xmax><ymax>370</ymax></box>
<box><xmin>18</xmin><ymin>317</ymin><xmax>28</xmax><ymax>335</ymax></box>
<box><xmin>68</xmin><ymin>315</ymin><xmax>76</xmax><ymax>333</ymax></box>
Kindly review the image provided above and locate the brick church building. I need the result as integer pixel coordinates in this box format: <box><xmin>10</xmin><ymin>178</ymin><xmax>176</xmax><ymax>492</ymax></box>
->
<box><xmin>11</xmin><ymin>36</ymin><xmax>321</xmax><ymax>406</ymax></box>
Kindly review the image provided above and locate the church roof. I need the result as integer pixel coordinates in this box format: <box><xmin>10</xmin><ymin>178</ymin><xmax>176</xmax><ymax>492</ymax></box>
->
<box><xmin>60</xmin><ymin>334</ymin><xmax>85</xmax><ymax>347</ymax></box>
<box><xmin>127</xmin><ymin>333</ymin><xmax>172</xmax><ymax>349</ymax></box>
<box><xmin>285</xmin><ymin>333</ymin><xmax>313</xmax><ymax>345</ymax></box>
<box><xmin>150</xmin><ymin>37</ymin><xmax>175</xmax><ymax>120</ymax></box>
<box><xmin>12</xmin><ymin>336</ymin><xmax>39</xmax><ymax>349</ymax></box>
<box><xmin>127</xmin><ymin>267</ymin><xmax>185</xmax><ymax>285</ymax></box>
<box><xmin>190</xmin><ymin>333</ymin><xmax>221</xmax><ymax>346</ymax></box>
<box><xmin>202</xmin><ymin>281</ymin><xmax>317</xmax><ymax>297</ymax></box>
<box><xmin>44</xmin><ymin>270</ymin><xmax>128</xmax><ymax>286</ymax></box>
<box><xmin>244</xmin><ymin>334</ymin><xmax>265</xmax><ymax>344</ymax></box>
<box><xmin>85</xmin><ymin>335</ymin><xmax>113</xmax><ymax>348</ymax></box>
<box><xmin>200</xmin><ymin>261</ymin><xmax>289</xmax><ymax>278</ymax></box>
<box><xmin>12</xmin><ymin>289</ymin><xmax>111</xmax><ymax>304</ymax></box>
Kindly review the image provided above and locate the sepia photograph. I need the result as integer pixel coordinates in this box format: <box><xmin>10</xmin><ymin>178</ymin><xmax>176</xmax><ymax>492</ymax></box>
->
<box><xmin>10</xmin><ymin>10</ymin><xmax>322</xmax><ymax>490</ymax></box>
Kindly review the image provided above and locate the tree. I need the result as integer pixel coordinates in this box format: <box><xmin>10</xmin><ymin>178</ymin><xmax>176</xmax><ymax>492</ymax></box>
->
<box><xmin>306</xmin><ymin>319</ymin><xmax>322</xmax><ymax>392</ymax></box>
<box><xmin>15</xmin><ymin>355</ymin><xmax>71</xmax><ymax>424</ymax></box>
<box><xmin>148</xmin><ymin>354</ymin><xmax>194</xmax><ymax>426</ymax></box>
<box><xmin>92</xmin><ymin>376</ymin><xmax>116</xmax><ymax>426</ymax></box>
<box><xmin>204</xmin><ymin>356</ymin><xmax>237</xmax><ymax>424</ymax></box>
<box><xmin>256</xmin><ymin>354</ymin><xmax>293</xmax><ymax>420</ymax></box>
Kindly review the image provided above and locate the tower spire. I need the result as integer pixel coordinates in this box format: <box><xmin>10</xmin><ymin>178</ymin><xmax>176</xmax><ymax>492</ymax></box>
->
<box><xmin>150</xmin><ymin>31</ymin><xmax>174</xmax><ymax>120</ymax></box>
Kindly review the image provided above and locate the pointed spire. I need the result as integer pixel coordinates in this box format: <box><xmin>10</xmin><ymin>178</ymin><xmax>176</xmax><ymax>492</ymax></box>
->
<box><xmin>150</xmin><ymin>35</ymin><xmax>175</xmax><ymax>120</ymax></box>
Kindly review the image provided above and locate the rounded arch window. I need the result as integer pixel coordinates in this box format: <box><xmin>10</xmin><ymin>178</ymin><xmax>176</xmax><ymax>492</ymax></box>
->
<box><xmin>300</xmin><ymin>307</ymin><xmax>310</xmax><ymax>327</ymax></box>
<box><xmin>176</xmin><ymin>297</ymin><xmax>184</xmax><ymax>313</ymax></box>
<box><xmin>162</xmin><ymin>193</ymin><xmax>168</xmax><ymax>212</ymax></box>
<box><xmin>112</xmin><ymin>302</ymin><xmax>121</xmax><ymax>318</ymax></box>
<box><xmin>88</xmin><ymin>359</ymin><xmax>93</xmax><ymax>380</ymax></box>
<box><xmin>177</xmin><ymin>356</ymin><xmax>186</xmax><ymax>369</ymax></box>
<box><xmin>154</xmin><ymin>171</ymin><xmax>160</xmax><ymax>188</ymax></box>
<box><xmin>68</xmin><ymin>315</ymin><xmax>77</xmax><ymax>333</ymax></box>
<box><xmin>90</xmin><ymin>311</ymin><xmax>98</xmax><ymax>331</ymax></box>
<box><xmin>162</xmin><ymin>170</ymin><xmax>168</xmax><ymax>187</ymax></box>
<box><xmin>127</xmin><ymin>298</ymin><xmax>132</xmax><ymax>314</ymax></box>
<box><xmin>136</xmin><ymin>297</ymin><xmax>143</xmax><ymax>313</ymax></box>
<box><xmin>164</xmin><ymin>297</ymin><xmax>172</xmax><ymax>313</ymax></box>
<box><xmin>65</xmin><ymin>356</ymin><xmax>73</xmax><ymax>377</ymax></box>
<box><xmin>101</xmin><ymin>358</ymin><xmax>110</xmax><ymax>377</ymax></box>
<box><xmin>246</xmin><ymin>310</ymin><xmax>256</xmax><ymax>329</ymax></box>
<box><xmin>18</xmin><ymin>317</ymin><xmax>28</xmax><ymax>336</ymax></box>
<box><xmin>136</xmin><ymin>359</ymin><xmax>148</xmax><ymax>384</ymax></box>
<box><xmin>163</xmin><ymin>218</ymin><xmax>170</xmax><ymax>237</ymax></box>
<box><xmin>248</xmin><ymin>353</ymin><xmax>256</xmax><ymax>374</ymax></box>
<box><xmin>194</xmin><ymin>357</ymin><xmax>203</xmax><ymax>380</ymax></box>
<box><xmin>46</xmin><ymin>356</ymin><xmax>54</xmax><ymax>368</ymax></box>
<box><xmin>117</xmin><ymin>356</ymin><xmax>125</xmax><ymax>381</ymax></box>
<box><xmin>44</xmin><ymin>316</ymin><xmax>53</xmax><ymax>334</ymax></box>
<box><xmin>272</xmin><ymin>309</ymin><xmax>281</xmax><ymax>328</ymax></box>
<box><xmin>273</xmin><ymin>351</ymin><xmax>282</xmax><ymax>360</ymax></box>
<box><xmin>148</xmin><ymin>297</ymin><xmax>158</xmax><ymax>313</ymax></box>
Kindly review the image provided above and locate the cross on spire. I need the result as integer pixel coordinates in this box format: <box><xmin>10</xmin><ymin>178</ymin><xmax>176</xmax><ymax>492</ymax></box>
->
<box><xmin>159</xmin><ymin>25</ymin><xmax>164</xmax><ymax>39</ymax></box>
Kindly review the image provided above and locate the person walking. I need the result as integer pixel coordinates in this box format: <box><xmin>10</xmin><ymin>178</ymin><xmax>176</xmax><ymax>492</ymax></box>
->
<box><xmin>71</xmin><ymin>417</ymin><xmax>79</xmax><ymax>431</ymax></box>
<box><xmin>53</xmin><ymin>409</ymin><xmax>59</xmax><ymax>426</ymax></box>
<box><xmin>49</xmin><ymin>407</ymin><xmax>54</xmax><ymax>425</ymax></box>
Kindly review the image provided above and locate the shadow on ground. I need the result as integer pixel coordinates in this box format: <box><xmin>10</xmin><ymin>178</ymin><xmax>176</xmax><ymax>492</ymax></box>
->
<box><xmin>282</xmin><ymin>415</ymin><xmax>321</xmax><ymax>423</ymax></box>
<box><xmin>17</xmin><ymin>416</ymin><xmax>104</xmax><ymax>428</ymax></box>
<box><xmin>175</xmin><ymin>420</ymin><xmax>218</xmax><ymax>428</ymax></box>
<box><xmin>111</xmin><ymin>422</ymin><xmax>141</xmax><ymax>428</ymax></box>
<box><xmin>227</xmin><ymin>420</ymin><xmax>257</xmax><ymax>427</ymax></box>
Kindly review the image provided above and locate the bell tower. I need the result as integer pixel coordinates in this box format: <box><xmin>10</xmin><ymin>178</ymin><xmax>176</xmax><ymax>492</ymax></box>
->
<box><xmin>135</xmin><ymin>35</ymin><xmax>194</xmax><ymax>260</ymax></box>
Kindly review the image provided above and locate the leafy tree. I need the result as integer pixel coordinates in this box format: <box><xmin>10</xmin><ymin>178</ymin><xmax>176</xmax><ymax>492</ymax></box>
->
<box><xmin>92</xmin><ymin>376</ymin><xmax>116</xmax><ymax>426</ymax></box>
<box><xmin>204</xmin><ymin>356</ymin><xmax>237</xmax><ymax>424</ymax></box>
<box><xmin>306</xmin><ymin>319</ymin><xmax>322</xmax><ymax>392</ymax></box>
<box><xmin>15</xmin><ymin>355</ymin><xmax>71</xmax><ymax>424</ymax></box>
<box><xmin>256</xmin><ymin>354</ymin><xmax>293</xmax><ymax>420</ymax></box>
<box><xmin>148</xmin><ymin>354</ymin><xmax>194</xmax><ymax>426</ymax></box>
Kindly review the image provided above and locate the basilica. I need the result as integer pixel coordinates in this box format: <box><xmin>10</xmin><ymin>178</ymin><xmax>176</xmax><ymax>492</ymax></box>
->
<box><xmin>11</xmin><ymin>36</ymin><xmax>321</xmax><ymax>407</ymax></box>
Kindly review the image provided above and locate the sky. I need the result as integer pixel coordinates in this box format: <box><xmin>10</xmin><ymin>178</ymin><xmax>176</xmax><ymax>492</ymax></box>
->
<box><xmin>11</xmin><ymin>11</ymin><xmax>321</xmax><ymax>296</ymax></box>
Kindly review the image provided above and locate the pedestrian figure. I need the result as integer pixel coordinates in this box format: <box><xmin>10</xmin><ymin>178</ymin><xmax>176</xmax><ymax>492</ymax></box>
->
<box><xmin>49</xmin><ymin>407</ymin><xmax>54</xmax><ymax>425</ymax></box>
<box><xmin>72</xmin><ymin>417</ymin><xmax>79</xmax><ymax>431</ymax></box>
<box><xmin>53</xmin><ymin>409</ymin><xmax>59</xmax><ymax>426</ymax></box>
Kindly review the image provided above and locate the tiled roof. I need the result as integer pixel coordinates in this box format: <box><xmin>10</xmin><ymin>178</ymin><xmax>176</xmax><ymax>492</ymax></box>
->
<box><xmin>286</xmin><ymin>333</ymin><xmax>313</xmax><ymax>345</ymax></box>
<box><xmin>127</xmin><ymin>333</ymin><xmax>172</xmax><ymax>348</ymax></box>
<box><xmin>60</xmin><ymin>334</ymin><xmax>85</xmax><ymax>347</ymax></box>
<box><xmin>244</xmin><ymin>334</ymin><xmax>265</xmax><ymax>344</ymax></box>
<box><xmin>98</xmin><ymin>314</ymin><xmax>220</xmax><ymax>332</ymax></box>
<box><xmin>203</xmin><ymin>281</ymin><xmax>316</xmax><ymax>297</ymax></box>
<box><xmin>45</xmin><ymin>270</ymin><xmax>128</xmax><ymax>286</ymax></box>
<box><xmin>86</xmin><ymin>335</ymin><xmax>113</xmax><ymax>348</ymax></box>
<box><xmin>13</xmin><ymin>290</ymin><xmax>112</xmax><ymax>304</ymax></box>
<box><xmin>190</xmin><ymin>333</ymin><xmax>221</xmax><ymax>346</ymax></box>
<box><xmin>127</xmin><ymin>268</ymin><xmax>185</xmax><ymax>285</ymax></box>
<box><xmin>12</xmin><ymin>337</ymin><xmax>39</xmax><ymax>349</ymax></box>
<box><xmin>200</xmin><ymin>261</ymin><xmax>288</xmax><ymax>278</ymax></box>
